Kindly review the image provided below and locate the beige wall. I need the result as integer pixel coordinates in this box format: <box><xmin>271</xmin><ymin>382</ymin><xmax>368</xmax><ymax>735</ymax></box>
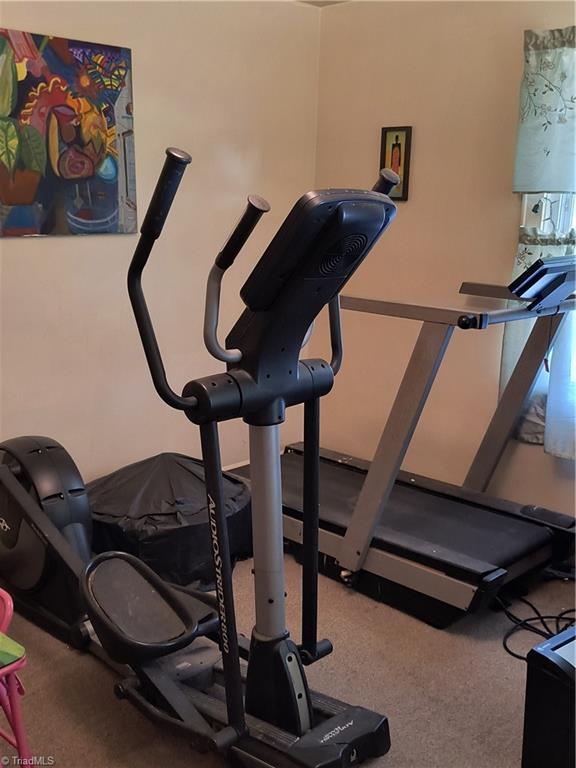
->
<box><xmin>312</xmin><ymin>1</ymin><xmax>575</xmax><ymax>514</ymax></box>
<box><xmin>0</xmin><ymin>1</ymin><xmax>320</xmax><ymax>479</ymax></box>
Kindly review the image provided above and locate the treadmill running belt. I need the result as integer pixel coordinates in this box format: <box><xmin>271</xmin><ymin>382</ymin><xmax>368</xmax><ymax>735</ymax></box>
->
<box><xmin>232</xmin><ymin>452</ymin><xmax>553</xmax><ymax>578</ymax></box>
<box><xmin>278</xmin><ymin>453</ymin><xmax>552</xmax><ymax>572</ymax></box>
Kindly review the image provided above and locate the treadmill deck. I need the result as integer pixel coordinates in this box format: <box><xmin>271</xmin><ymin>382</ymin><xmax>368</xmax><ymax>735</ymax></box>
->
<box><xmin>234</xmin><ymin>450</ymin><xmax>553</xmax><ymax>581</ymax></box>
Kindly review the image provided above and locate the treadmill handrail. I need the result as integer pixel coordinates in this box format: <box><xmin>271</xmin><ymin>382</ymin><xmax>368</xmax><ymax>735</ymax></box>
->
<box><xmin>341</xmin><ymin>296</ymin><xmax>480</xmax><ymax>326</ymax></box>
<box><xmin>460</xmin><ymin>282</ymin><xmax>522</xmax><ymax>301</ymax></box>
<box><xmin>340</xmin><ymin>295</ymin><xmax>575</xmax><ymax>328</ymax></box>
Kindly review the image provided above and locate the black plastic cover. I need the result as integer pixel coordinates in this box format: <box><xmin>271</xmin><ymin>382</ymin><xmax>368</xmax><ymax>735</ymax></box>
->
<box><xmin>89</xmin><ymin>453</ymin><xmax>252</xmax><ymax>586</ymax></box>
<box><xmin>0</xmin><ymin>436</ymin><xmax>92</xmax><ymax>564</ymax></box>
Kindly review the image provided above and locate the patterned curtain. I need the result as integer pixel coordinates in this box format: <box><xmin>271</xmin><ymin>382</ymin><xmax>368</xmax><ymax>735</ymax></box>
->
<box><xmin>513</xmin><ymin>26</ymin><xmax>575</xmax><ymax>192</ymax></box>
<box><xmin>501</xmin><ymin>26</ymin><xmax>575</xmax><ymax>459</ymax></box>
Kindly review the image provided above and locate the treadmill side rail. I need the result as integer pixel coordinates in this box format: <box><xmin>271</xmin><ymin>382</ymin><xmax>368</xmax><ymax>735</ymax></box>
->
<box><xmin>396</xmin><ymin>470</ymin><xmax>575</xmax><ymax>536</ymax></box>
<box><xmin>283</xmin><ymin>515</ymin><xmax>479</xmax><ymax>611</ymax></box>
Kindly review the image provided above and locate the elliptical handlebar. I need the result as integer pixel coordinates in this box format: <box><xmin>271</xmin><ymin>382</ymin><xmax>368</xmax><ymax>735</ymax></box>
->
<box><xmin>128</xmin><ymin>148</ymin><xmax>197</xmax><ymax>412</ymax></box>
<box><xmin>372</xmin><ymin>168</ymin><xmax>400</xmax><ymax>196</ymax></box>
<box><xmin>204</xmin><ymin>195</ymin><xmax>271</xmax><ymax>364</ymax></box>
<box><xmin>141</xmin><ymin>147</ymin><xmax>192</xmax><ymax>239</ymax></box>
<box><xmin>215</xmin><ymin>195</ymin><xmax>271</xmax><ymax>271</ymax></box>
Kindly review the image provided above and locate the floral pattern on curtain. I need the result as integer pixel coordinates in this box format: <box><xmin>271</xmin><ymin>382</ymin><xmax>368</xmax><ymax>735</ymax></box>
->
<box><xmin>502</xmin><ymin>25</ymin><xmax>576</xmax><ymax>460</ymax></box>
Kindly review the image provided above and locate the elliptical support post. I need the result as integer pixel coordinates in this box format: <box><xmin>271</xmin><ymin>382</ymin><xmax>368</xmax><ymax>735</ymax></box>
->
<box><xmin>245</xmin><ymin>423</ymin><xmax>313</xmax><ymax>735</ymax></box>
<box><xmin>299</xmin><ymin>398</ymin><xmax>332</xmax><ymax>665</ymax></box>
<box><xmin>199</xmin><ymin>421</ymin><xmax>246</xmax><ymax>738</ymax></box>
<box><xmin>301</xmin><ymin>399</ymin><xmax>320</xmax><ymax>662</ymax></box>
<box><xmin>302</xmin><ymin>398</ymin><xmax>320</xmax><ymax>657</ymax></box>
<box><xmin>249</xmin><ymin>424</ymin><xmax>287</xmax><ymax>639</ymax></box>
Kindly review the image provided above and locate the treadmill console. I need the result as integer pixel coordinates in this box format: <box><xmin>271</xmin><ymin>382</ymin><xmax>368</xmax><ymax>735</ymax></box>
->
<box><xmin>509</xmin><ymin>256</ymin><xmax>575</xmax><ymax>312</ymax></box>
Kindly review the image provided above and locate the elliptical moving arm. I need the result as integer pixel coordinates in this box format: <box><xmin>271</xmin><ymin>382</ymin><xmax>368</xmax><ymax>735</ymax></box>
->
<box><xmin>329</xmin><ymin>296</ymin><xmax>343</xmax><ymax>375</ymax></box>
<box><xmin>204</xmin><ymin>195</ymin><xmax>271</xmax><ymax>363</ymax></box>
<box><xmin>128</xmin><ymin>147</ymin><xmax>197</xmax><ymax>411</ymax></box>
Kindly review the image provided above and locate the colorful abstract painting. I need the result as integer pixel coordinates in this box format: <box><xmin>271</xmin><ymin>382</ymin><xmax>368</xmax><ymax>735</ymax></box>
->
<box><xmin>0</xmin><ymin>29</ymin><xmax>136</xmax><ymax>236</ymax></box>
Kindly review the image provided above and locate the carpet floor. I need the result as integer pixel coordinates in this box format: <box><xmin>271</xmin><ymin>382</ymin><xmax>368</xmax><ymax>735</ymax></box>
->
<box><xmin>4</xmin><ymin>557</ymin><xmax>573</xmax><ymax>768</ymax></box>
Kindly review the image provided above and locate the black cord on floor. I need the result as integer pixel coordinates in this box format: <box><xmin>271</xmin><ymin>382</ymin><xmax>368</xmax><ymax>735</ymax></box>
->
<box><xmin>496</xmin><ymin>595</ymin><xmax>575</xmax><ymax>661</ymax></box>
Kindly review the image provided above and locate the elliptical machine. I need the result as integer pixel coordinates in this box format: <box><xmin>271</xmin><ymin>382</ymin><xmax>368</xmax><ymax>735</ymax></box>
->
<box><xmin>110</xmin><ymin>147</ymin><xmax>398</xmax><ymax>764</ymax></box>
<box><xmin>0</xmin><ymin>147</ymin><xmax>398</xmax><ymax>766</ymax></box>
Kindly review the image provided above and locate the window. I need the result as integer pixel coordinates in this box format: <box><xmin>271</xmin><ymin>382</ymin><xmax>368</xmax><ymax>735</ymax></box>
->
<box><xmin>519</xmin><ymin>191</ymin><xmax>575</xmax><ymax>382</ymax></box>
<box><xmin>520</xmin><ymin>192</ymin><xmax>576</xmax><ymax>238</ymax></box>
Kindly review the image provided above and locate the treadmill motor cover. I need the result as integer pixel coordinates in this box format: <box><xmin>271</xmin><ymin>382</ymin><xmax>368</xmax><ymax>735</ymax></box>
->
<box><xmin>89</xmin><ymin>453</ymin><xmax>252</xmax><ymax>586</ymax></box>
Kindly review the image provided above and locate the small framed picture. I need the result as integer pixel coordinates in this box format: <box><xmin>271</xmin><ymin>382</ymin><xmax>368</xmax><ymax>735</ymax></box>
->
<box><xmin>380</xmin><ymin>126</ymin><xmax>412</xmax><ymax>201</ymax></box>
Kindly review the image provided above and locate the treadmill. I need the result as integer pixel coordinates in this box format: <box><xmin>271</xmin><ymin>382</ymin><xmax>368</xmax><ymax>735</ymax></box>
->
<box><xmin>235</xmin><ymin>257</ymin><xmax>575</xmax><ymax>627</ymax></box>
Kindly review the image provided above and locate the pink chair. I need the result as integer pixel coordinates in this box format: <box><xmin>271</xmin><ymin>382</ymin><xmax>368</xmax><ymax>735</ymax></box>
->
<box><xmin>0</xmin><ymin>588</ymin><xmax>31</xmax><ymax>761</ymax></box>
